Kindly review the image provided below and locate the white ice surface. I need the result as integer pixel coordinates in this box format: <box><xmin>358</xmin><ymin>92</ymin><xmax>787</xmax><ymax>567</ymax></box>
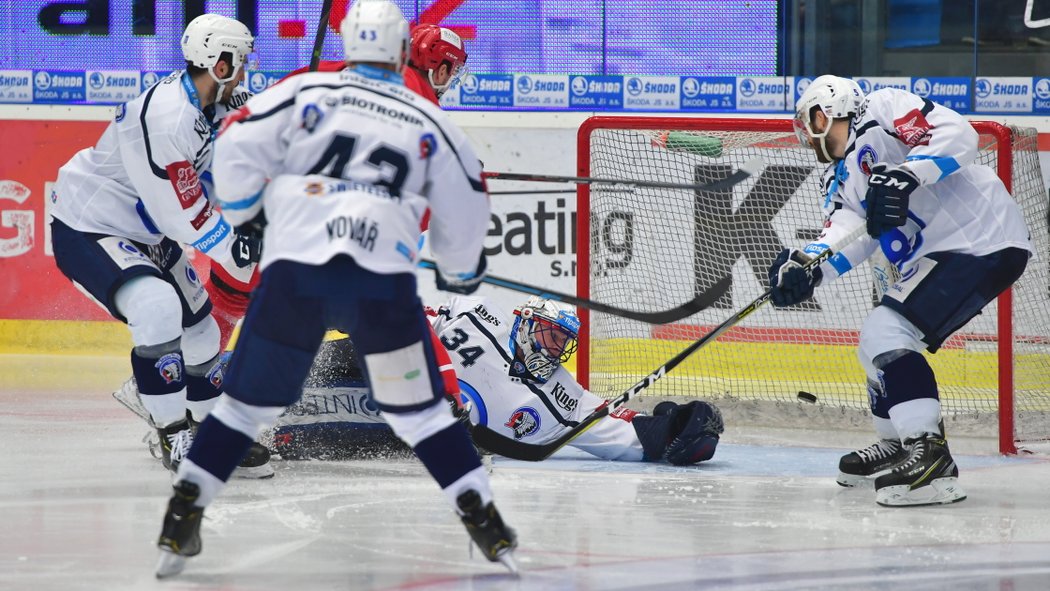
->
<box><xmin>3</xmin><ymin>355</ymin><xmax>1050</xmax><ymax>590</ymax></box>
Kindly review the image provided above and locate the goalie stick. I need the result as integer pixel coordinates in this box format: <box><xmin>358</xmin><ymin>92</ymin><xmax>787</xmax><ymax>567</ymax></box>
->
<box><xmin>418</xmin><ymin>260</ymin><xmax>731</xmax><ymax>324</ymax></box>
<box><xmin>469</xmin><ymin>224</ymin><xmax>868</xmax><ymax>461</ymax></box>
<box><xmin>484</xmin><ymin>157</ymin><xmax>764</xmax><ymax>193</ymax></box>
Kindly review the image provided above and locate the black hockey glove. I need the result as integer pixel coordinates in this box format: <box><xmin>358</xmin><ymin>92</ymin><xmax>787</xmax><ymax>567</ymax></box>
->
<box><xmin>231</xmin><ymin>230</ymin><xmax>262</xmax><ymax>268</ymax></box>
<box><xmin>435</xmin><ymin>254</ymin><xmax>487</xmax><ymax>295</ymax></box>
<box><xmin>231</xmin><ymin>211</ymin><xmax>266</xmax><ymax>268</ymax></box>
<box><xmin>865</xmin><ymin>163</ymin><xmax>920</xmax><ymax>238</ymax></box>
<box><xmin>768</xmin><ymin>248</ymin><xmax>822</xmax><ymax>308</ymax></box>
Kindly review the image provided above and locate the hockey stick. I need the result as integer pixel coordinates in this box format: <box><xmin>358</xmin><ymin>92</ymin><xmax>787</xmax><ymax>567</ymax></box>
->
<box><xmin>418</xmin><ymin>259</ymin><xmax>730</xmax><ymax>324</ymax></box>
<box><xmin>484</xmin><ymin>157</ymin><xmax>764</xmax><ymax>193</ymax></box>
<box><xmin>309</xmin><ymin>0</ymin><xmax>335</xmax><ymax>72</ymax></box>
<box><xmin>469</xmin><ymin>224</ymin><xmax>868</xmax><ymax>461</ymax></box>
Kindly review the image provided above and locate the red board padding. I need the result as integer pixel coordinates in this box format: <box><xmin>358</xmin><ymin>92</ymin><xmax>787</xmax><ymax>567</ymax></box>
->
<box><xmin>0</xmin><ymin>119</ymin><xmax>209</xmax><ymax>321</ymax></box>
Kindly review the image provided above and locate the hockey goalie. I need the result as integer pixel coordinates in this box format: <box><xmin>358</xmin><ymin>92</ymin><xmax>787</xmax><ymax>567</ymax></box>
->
<box><xmin>264</xmin><ymin>294</ymin><xmax>724</xmax><ymax>465</ymax></box>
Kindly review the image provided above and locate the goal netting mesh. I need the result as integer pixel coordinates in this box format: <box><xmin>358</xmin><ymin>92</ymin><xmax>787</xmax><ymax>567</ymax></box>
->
<box><xmin>577</xmin><ymin>117</ymin><xmax>1050</xmax><ymax>453</ymax></box>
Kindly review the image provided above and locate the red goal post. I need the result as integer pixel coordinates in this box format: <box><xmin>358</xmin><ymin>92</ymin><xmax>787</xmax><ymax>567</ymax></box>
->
<box><xmin>575</xmin><ymin>116</ymin><xmax>1050</xmax><ymax>455</ymax></box>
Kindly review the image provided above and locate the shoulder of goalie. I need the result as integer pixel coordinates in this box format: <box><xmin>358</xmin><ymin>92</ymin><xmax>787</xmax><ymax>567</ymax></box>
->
<box><xmin>629</xmin><ymin>400</ymin><xmax>724</xmax><ymax>465</ymax></box>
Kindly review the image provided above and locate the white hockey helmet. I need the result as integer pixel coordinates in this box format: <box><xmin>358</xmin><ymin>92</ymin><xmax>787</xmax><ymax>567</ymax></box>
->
<box><xmin>340</xmin><ymin>0</ymin><xmax>410</xmax><ymax>70</ymax></box>
<box><xmin>512</xmin><ymin>297</ymin><xmax>580</xmax><ymax>384</ymax></box>
<box><xmin>793</xmin><ymin>75</ymin><xmax>864</xmax><ymax>161</ymax></box>
<box><xmin>182</xmin><ymin>14</ymin><xmax>255</xmax><ymax>83</ymax></box>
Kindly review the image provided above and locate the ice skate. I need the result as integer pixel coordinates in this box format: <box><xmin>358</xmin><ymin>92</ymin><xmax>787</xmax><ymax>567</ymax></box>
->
<box><xmin>157</xmin><ymin>420</ymin><xmax>193</xmax><ymax>473</ymax></box>
<box><xmin>112</xmin><ymin>377</ymin><xmax>156</xmax><ymax>427</ymax></box>
<box><xmin>156</xmin><ymin>480</ymin><xmax>203</xmax><ymax>578</ymax></box>
<box><xmin>456</xmin><ymin>490</ymin><xmax>518</xmax><ymax>574</ymax></box>
<box><xmin>875</xmin><ymin>433</ymin><xmax>967</xmax><ymax>507</ymax></box>
<box><xmin>837</xmin><ymin>438</ymin><xmax>906</xmax><ymax>487</ymax></box>
<box><xmin>233</xmin><ymin>442</ymin><xmax>275</xmax><ymax>479</ymax></box>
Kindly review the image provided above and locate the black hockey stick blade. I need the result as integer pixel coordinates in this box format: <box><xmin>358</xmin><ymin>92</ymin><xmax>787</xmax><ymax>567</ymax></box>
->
<box><xmin>418</xmin><ymin>260</ymin><xmax>730</xmax><ymax>324</ymax></box>
<box><xmin>309</xmin><ymin>0</ymin><xmax>335</xmax><ymax>72</ymax></box>
<box><xmin>485</xmin><ymin>157</ymin><xmax>763</xmax><ymax>193</ymax></box>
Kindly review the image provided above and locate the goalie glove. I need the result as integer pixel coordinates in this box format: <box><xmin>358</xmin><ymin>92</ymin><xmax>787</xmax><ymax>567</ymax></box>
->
<box><xmin>768</xmin><ymin>248</ymin><xmax>822</xmax><ymax>308</ymax></box>
<box><xmin>865</xmin><ymin>163</ymin><xmax>919</xmax><ymax>238</ymax></box>
<box><xmin>435</xmin><ymin>254</ymin><xmax>487</xmax><ymax>295</ymax></box>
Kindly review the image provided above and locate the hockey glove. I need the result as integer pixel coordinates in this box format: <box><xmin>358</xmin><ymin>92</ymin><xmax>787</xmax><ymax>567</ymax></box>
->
<box><xmin>231</xmin><ymin>211</ymin><xmax>266</xmax><ymax>268</ymax></box>
<box><xmin>435</xmin><ymin>254</ymin><xmax>487</xmax><ymax>295</ymax></box>
<box><xmin>768</xmin><ymin>248</ymin><xmax>822</xmax><ymax>308</ymax></box>
<box><xmin>865</xmin><ymin>163</ymin><xmax>919</xmax><ymax>238</ymax></box>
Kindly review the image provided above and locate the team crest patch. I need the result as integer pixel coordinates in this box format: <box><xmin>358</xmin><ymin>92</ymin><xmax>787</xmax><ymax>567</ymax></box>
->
<box><xmin>155</xmin><ymin>352</ymin><xmax>183</xmax><ymax>384</ymax></box>
<box><xmin>419</xmin><ymin>133</ymin><xmax>438</xmax><ymax>159</ymax></box>
<box><xmin>206</xmin><ymin>353</ymin><xmax>228</xmax><ymax>388</ymax></box>
<box><xmin>893</xmin><ymin>109</ymin><xmax>933</xmax><ymax>147</ymax></box>
<box><xmin>505</xmin><ymin>406</ymin><xmax>540</xmax><ymax>439</ymax></box>
<box><xmin>857</xmin><ymin>145</ymin><xmax>878</xmax><ymax>176</ymax></box>
<box><xmin>301</xmin><ymin>103</ymin><xmax>323</xmax><ymax>133</ymax></box>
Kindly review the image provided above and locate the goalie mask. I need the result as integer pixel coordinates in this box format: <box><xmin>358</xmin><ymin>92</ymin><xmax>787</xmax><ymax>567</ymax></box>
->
<box><xmin>793</xmin><ymin>75</ymin><xmax>864</xmax><ymax>162</ymax></box>
<box><xmin>511</xmin><ymin>297</ymin><xmax>580</xmax><ymax>384</ymax></box>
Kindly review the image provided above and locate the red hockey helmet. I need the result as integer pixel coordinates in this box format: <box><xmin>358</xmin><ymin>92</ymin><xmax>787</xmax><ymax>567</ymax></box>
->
<box><xmin>409</xmin><ymin>24</ymin><xmax>468</xmax><ymax>96</ymax></box>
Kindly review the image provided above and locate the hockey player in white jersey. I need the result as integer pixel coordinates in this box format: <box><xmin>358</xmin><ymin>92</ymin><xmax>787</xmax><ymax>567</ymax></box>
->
<box><xmin>770</xmin><ymin>75</ymin><xmax>1032</xmax><ymax>506</ymax></box>
<box><xmin>49</xmin><ymin>14</ymin><xmax>272</xmax><ymax>478</ymax></box>
<box><xmin>155</xmin><ymin>0</ymin><xmax>516</xmax><ymax>577</ymax></box>
<box><xmin>429</xmin><ymin>296</ymin><xmax>724</xmax><ymax>464</ymax></box>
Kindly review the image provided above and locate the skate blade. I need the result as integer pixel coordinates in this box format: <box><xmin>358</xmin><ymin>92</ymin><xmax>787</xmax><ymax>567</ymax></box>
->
<box><xmin>233</xmin><ymin>464</ymin><xmax>276</xmax><ymax>479</ymax></box>
<box><xmin>876</xmin><ymin>477</ymin><xmax>967</xmax><ymax>507</ymax></box>
<box><xmin>155</xmin><ymin>549</ymin><xmax>187</xmax><ymax>578</ymax></box>
<box><xmin>837</xmin><ymin>466</ymin><xmax>895</xmax><ymax>488</ymax></box>
<box><xmin>112</xmin><ymin>378</ymin><xmax>156</xmax><ymax>427</ymax></box>
<box><xmin>498</xmin><ymin>551</ymin><xmax>519</xmax><ymax>575</ymax></box>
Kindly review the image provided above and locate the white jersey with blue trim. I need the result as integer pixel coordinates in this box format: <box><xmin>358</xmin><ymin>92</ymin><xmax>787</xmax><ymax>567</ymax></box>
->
<box><xmin>51</xmin><ymin>71</ymin><xmax>247</xmax><ymax>265</ymax></box>
<box><xmin>429</xmin><ymin>295</ymin><xmax>644</xmax><ymax>461</ymax></box>
<box><xmin>807</xmin><ymin>87</ymin><xmax>1033</xmax><ymax>281</ymax></box>
<box><xmin>211</xmin><ymin>66</ymin><xmax>489</xmax><ymax>278</ymax></box>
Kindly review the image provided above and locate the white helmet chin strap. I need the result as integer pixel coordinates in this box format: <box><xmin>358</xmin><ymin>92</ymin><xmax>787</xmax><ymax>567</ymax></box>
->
<box><xmin>207</xmin><ymin>64</ymin><xmax>241</xmax><ymax>105</ymax></box>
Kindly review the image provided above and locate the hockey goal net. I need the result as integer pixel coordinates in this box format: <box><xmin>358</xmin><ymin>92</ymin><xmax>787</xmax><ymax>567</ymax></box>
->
<box><xmin>575</xmin><ymin>116</ymin><xmax>1050</xmax><ymax>454</ymax></box>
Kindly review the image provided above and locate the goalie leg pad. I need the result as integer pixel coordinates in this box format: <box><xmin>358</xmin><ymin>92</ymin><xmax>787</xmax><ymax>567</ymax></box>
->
<box><xmin>633</xmin><ymin>401</ymin><xmax>724</xmax><ymax>465</ymax></box>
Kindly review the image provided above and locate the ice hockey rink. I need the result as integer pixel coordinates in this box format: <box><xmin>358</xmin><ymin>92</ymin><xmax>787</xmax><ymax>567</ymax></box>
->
<box><xmin>4</xmin><ymin>354</ymin><xmax>1050</xmax><ymax>591</ymax></box>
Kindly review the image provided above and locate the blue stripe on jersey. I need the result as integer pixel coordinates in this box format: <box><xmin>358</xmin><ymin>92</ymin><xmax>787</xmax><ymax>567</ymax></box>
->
<box><xmin>905</xmin><ymin>154</ymin><xmax>961</xmax><ymax>180</ymax></box>
<box><xmin>827</xmin><ymin>252</ymin><xmax>853</xmax><ymax>275</ymax></box>
<box><xmin>219</xmin><ymin>189</ymin><xmax>263</xmax><ymax>211</ymax></box>
<box><xmin>192</xmin><ymin>217</ymin><xmax>231</xmax><ymax>253</ymax></box>
<box><xmin>135</xmin><ymin>199</ymin><xmax>160</xmax><ymax>234</ymax></box>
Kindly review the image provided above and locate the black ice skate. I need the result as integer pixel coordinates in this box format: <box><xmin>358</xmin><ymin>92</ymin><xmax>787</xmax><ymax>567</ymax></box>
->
<box><xmin>156</xmin><ymin>480</ymin><xmax>204</xmax><ymax>578</ymax></box>
<box><xmin>188</xmin><ymin>418</ymin><xmax>275</xmax><ymax>479</ymax></box>
<box><xmin>837</xmin><ymin>438</ymin><xmax>906</xmax><ymax>487</ymax></box>
<box><xmin>234</xmin><ymin>442</ymin><xmax>275</xmax><ymax>479</ymax></box>
<box><xmin>456</xmin><ymin>490</ymin><xmax>518</xmax><ymax>574</ymax></box>
<box><xmin>157</xmin><ymin>420</ymin><xmax>193</xmax><ymax>473</ymax></box>
<box><xmin>874</xmin><ymin>433</ymin><xmax>967</xmax><ymax>507</ymax></box>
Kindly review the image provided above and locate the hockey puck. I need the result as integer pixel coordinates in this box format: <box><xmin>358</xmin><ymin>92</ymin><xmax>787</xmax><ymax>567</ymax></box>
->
<box><xmin>797</xmin><ymin>391</ymin><xmax>818</xmax><ymax>404</ymax></box>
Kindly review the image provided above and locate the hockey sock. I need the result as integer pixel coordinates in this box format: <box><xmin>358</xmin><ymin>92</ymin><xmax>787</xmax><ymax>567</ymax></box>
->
<box><xmin>132</xmin><ymin>340</ymin><xmax>187</xmax><ymax>427</ymax></box>
<box><xmin>413</xmin><ymin>422</ymin><xmax>490</xmax><ymax>507</ymax></box>
<box><xmin>877</xmin><ymin>351</ymin><xmax>942</xmax><ymax>440</ymax></box>
<box><xmin>184</xmin><ymin>414</ymin><xmax>255</xmax><ymax>484</ymax></box>
<box><xmin>185</xmin><ymin>354</ymin><xmax>226</xmax><ymax>422</ymax></box>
